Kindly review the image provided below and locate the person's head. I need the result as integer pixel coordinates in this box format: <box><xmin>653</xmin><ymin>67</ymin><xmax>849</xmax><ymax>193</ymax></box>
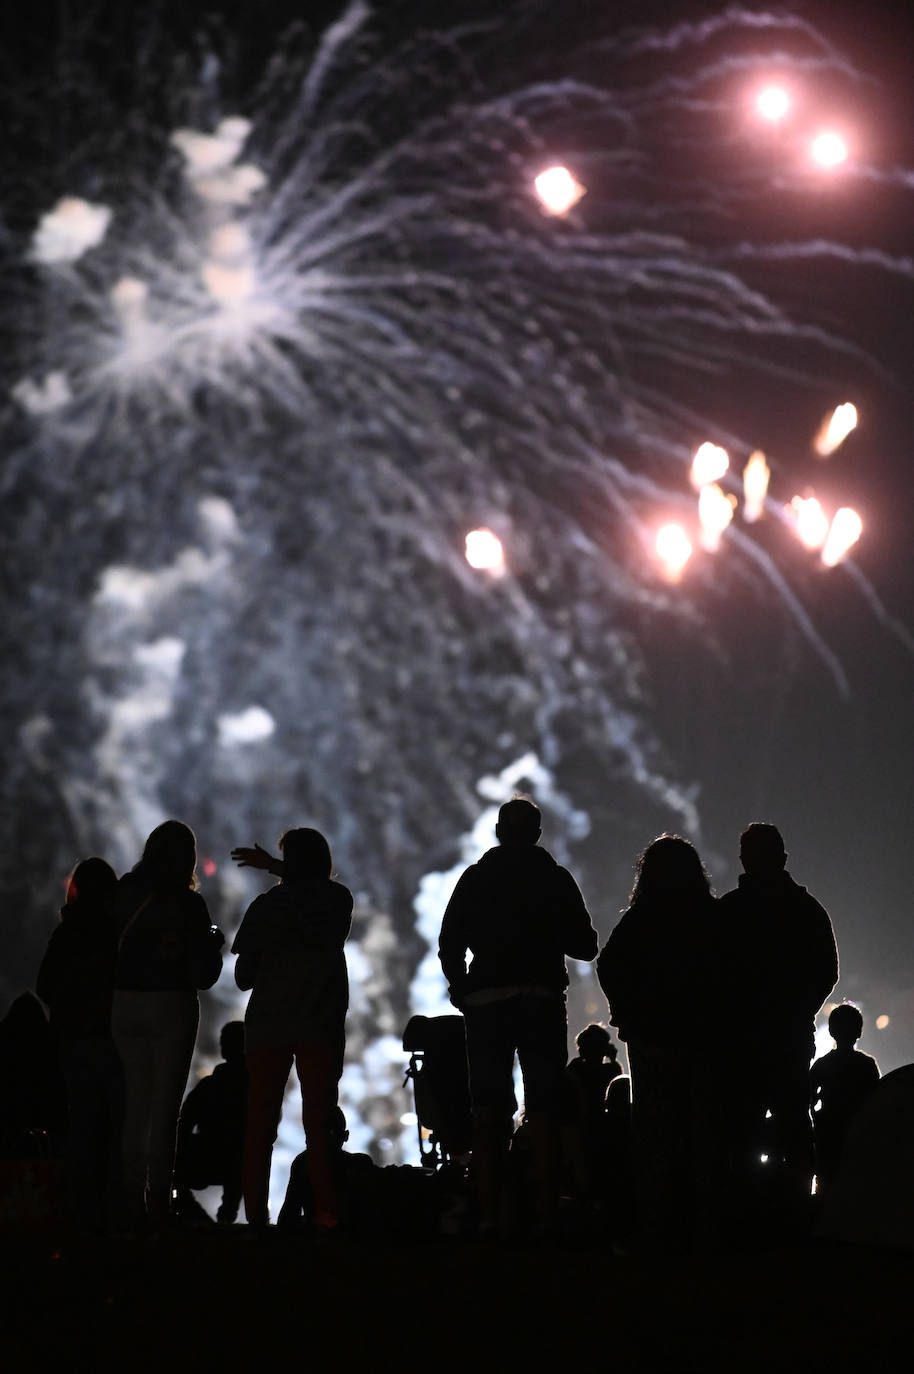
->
<box><xmin>279</xmin><ymin>828</ymin><xmax>332</xmax><ymax>880</ymax></box>
<box><xmin>739</xmin><ymin>822</ymin><xmax>787</xmax><ymax>878</ymax></box>
<box><xmin>576</xmin><ymin>1023</ymin><xmax>613</xmax><ymax>1063</ymax></box>
<box><xmin>630</xmin><ymin>834</ymin><xmax>711</xmax><ymax>905</ymax></box>
<box><xmin>64</xmin><ymin>856</ymin><xmax>118</xmax><ymax>912</ymax></box>
<box><xmin>136</xmin><ymin>820</ymin><xmax>197</xmax><ymax>891</ymax></box>
<box><xmin>329</xmin><ymin>1106</ymin><xmax>349</xmax><ymax>1149</ymax></box>
<box><xmin>495</xmin><ymin>797</ymin><xmax>541</xmax><ymax>847</ymax></box>
<box><xmin>219</xmin><ymin>1021</ymin><xmax>246</xmax><ymax>1061</ymax></box>
<box><xmin>828</xmin><ymin>1002</ymin><xmax>864</xmax><ymax>1049</ymax></box>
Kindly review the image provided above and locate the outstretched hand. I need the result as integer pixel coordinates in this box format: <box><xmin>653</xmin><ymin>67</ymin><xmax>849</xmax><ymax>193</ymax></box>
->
<box><xmin>231</xmin><ymin>843</ymin><xmax>275</xmax><ymax>872</ymax></box>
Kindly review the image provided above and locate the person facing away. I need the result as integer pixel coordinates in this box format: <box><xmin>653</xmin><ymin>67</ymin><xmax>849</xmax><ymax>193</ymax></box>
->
<box><xmin>174</xmin><ymin>1021</ymin><xmax>247</xmax><ymax>1225</ymax></box>
<box><xmin>562</xmin><ymin>1022</ymin><xmax>623</xmax><ymax>1206</ymax></box>
<box><xmin>718</xmin><ymin>822</ymin><xmax>838</xmax><ymax>1204</ymax></box>
<box><xmin>596</xmin><ymin>835</ymin><xmax>723</xmax><ymax>1252</ymax></box>
<box><xmin>36</xmin><ymin>857</ymin><xmax>124</xmax><ymax>1233</ymax></box>
<box><xmin>438</xmin><ymin>796</ymin><xmax>598</xmax><ymax>1237</ymax></box>
<box><xmin>810</xmin><ymin>1002</ymin><xmax>879</xmax><ymax>1195</ymax></box>
<box><xmin>231</xmin><ymin>827</ymin><xmax>353</xmax><ymax>1230</ymax></box>
<box><xmin>111</xmin><ymin>820</ymin><xmax>224</xmax><ymax>1229</ymax></box>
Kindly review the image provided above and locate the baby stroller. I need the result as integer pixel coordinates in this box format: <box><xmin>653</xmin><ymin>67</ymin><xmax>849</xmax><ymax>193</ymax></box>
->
<box><xmin>402</xmin><ymin>1014</ymin><xmax>472</xmax><ymax>1169</ymax></box>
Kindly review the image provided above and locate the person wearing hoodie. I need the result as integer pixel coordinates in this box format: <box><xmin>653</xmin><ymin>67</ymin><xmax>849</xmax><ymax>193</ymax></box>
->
<box><xmin>231</xmin><ymin>828</ymin><xmax>353</xmax><ymax>1230</ymax></box>
<box><xmin>718</xmin><ymin>822</ymin><xmax>838</xmax><ymax>1207</ymax></box>
<box><xmin>36</xmin><ymin>856</ymin><xmax>122</xmax><ymax>1231</ymax></box>
<box><xmin>438</xmin><ymin>796</ymin><xmax>597</xmax><ymax>1236</ymax></box>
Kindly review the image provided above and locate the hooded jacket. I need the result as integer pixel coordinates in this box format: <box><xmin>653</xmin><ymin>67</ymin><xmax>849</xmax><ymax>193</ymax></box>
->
<box><xmin>438</xmin><ymin>844</ymin><xmax>597</xmax><ymax>1005</ymax></box>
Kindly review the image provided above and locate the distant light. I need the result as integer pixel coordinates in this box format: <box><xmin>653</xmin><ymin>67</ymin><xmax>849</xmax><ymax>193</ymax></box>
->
<box><xmin>765</xmin><ymin>1110</ymin><xmax>772</xmax><ymax>1119</ymax></box>
<box><xmin>690</xmin><ymin>442</ymin><xmax>729</xmax><ymax>489</ymax></box>
<box><xmin>876</xmin><ymin>1014</ymin><xmax>890</xmax><ymax>1030</ymax></box>
<box><xmin>202</xmin><ymin>858</ymin><xmax>217</xmax><ymax>878</ymax></box>
<box><xmin>534</xmin><ymin>166</ymin><xmax>586</xmax><ymax>216</ymax></box>
<box><xmin>698</xmin><ymin>483</ymin><xmax>737</xmax><ymax>552</ymax></box>
<box><xmin>742</xmin><ymin>450</ymin><xmax>770</xmax><ymax>523</ymax></box>
<box><xmin>787</xmin><ymin>495</ymin><xmax>829</xmax><ymax>550</ymax></box>
<box><xmin>399</xmin><ymin>1112</ymin><xmax>418</xmax><ymax>1127</ymax></box>
<box><xmin>821</xmin><ymin>506</ymin><xmax>862</xmax><ymax>567</ymax></box>
<box><xmin>811</xmin><ymin>131</ymin><xmax>848</xmax><ymax>168</ymax></box>
<box><xmin>465</xmin><ymin>527</ymin><xmax>505</xmax><ymax>572</ymax></box>
<box><xmin>379</xmin><ymin>1138</ymin><xmax>393</xmax><ymax>1151</ymax></box>
<box><xmin>756</xmin><ymin>86</ymin><xmax>790</xmax><ymax>122</ymax></box>
<box><xmin>655</xmin><ymin>523</ymin><xmax>693</xmax><ymax>580</ymax></box>
<box><xmin>814</xmin><ymin>402</ymin><xmax>858</xmax><ymax>457</ymax></box>
<box><xmin>760</xmin><ymin>1154</ymin><xmax>769</xmax><ymax>1164</ymax></box>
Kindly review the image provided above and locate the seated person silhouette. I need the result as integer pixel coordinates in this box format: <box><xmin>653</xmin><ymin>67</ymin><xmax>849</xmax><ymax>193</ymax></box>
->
<box><xmin>277</xmin><ymin>1107</ymin><xmax>374</xmax><ymax>1231</ymax></box>
<box><xmin>810</xmin><ymin>1003</ymin><xmax>880</xmax><ymax>1196</ymax></box>
<box><xmin>173</xmin><ymin>1021</ymin><xmax>247</xmax><ymax>1224</ymax></box>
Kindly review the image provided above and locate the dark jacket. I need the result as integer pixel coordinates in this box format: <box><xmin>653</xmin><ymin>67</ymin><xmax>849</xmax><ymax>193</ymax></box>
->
<box><xmin>36</xmin><ymin>901</ymin><xmax>118</xmax><ymax>1040</ymax></box>
<box><xmin>596</xmin><ymin>892</ymin><xmax>720</xmax><ymax>1045</ymax></box>
<box><xmin>232</xmin><ymin>877</ymin><xmax>353</xmax><ymax>1050</ymax></box>
<box><xmin>717</xmin><ymin>871</ymin><xmax>838</xmax><ymax>1042</ymax></box>
<box><xmin>112</xmin><ymin>872</ymin><xmax>215</xmax><ymax>992</ymax></box>
<box><xmin>438</xmin><ymin>844</ymin><xmax>597</xmax><ymax>1005</ymax></box>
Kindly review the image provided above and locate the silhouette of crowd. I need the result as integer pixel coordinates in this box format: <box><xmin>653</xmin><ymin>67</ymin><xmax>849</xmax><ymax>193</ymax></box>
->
<box><xmin>0</xmin><ymin>800</ymin><xmax>887</xmax><ymax>1251</ymax></box>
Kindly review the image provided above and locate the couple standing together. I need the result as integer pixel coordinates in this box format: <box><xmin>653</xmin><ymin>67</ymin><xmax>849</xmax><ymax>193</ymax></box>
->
<box><xmin>438</xmin><ymin>800</ymin><xmax>838</xmax><ymax>1243</ymax></box>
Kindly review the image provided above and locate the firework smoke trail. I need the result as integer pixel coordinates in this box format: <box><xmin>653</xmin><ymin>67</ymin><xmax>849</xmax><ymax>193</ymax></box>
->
<box><xmin>2</xmin><ymin>3</ymin><xmax>912</xmax><ymax>1151</ymax></box>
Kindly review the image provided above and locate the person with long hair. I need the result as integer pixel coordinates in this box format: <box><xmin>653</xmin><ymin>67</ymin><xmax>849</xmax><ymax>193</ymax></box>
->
<box><xmin>231</xmin><ymin>828</ymin><xmax>352</xmax><ymax>1230</ymax></box>
<box><xmin>597</xmin><ymin>834</ymin><xmax>722</xmax><ymax>1251</ymax></box>
<box><xmin>111</xmin><ymin>821</ymin><xmax>223</xmax><ymax>1228</ymax></box>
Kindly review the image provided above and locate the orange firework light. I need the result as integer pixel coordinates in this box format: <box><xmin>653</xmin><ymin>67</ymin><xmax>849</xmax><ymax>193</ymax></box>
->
<box><xmin>533</xmin><ymin>166</ymin><xmax>585</xmax><ymax>216</ymax></box>
<box><xmin>756</xmin><ymin>85</ymin><xmax>791</xmax><ymax>122</ymax></box>
<box><xmin>742</xmin><ymin>450</ymin><xmax>770</xmax><ymax>522</ymax></box>
<box><xmin>822</xmin><ymin>507</ymin><xmax>863</xmax><ymax>567</ymax></box>
<box><xmin>655</xmin><ymin>523</ymin><xmax>692</xmax><ymax>580</ymax></box>
<box><xmin>814</xmin><ymin>402</ymin><xmax>858</xmax><ymax>457</ymax></box>
<box><xmin>690</xmin><ymin>441</ymin><xmax>729</xmax><ymax>489</ymax></box>
<box><xmin>788</xmin><ymin>495</ymin><xmax>830</xmax><ymax>550</ymax></box>
<box><xmin>698</xmin><ymin>483</ymin><xmax>737</xmax><ymax>552</ymax></box>
<box><xmin>464</xmin><ymin>527</ymin><xmax>505</xmax><ymax>572</ymax></box>
<box><xmin>811</xmin><ymin>130</ymin><xmax>849</xmax><ymax>168</ymax></box>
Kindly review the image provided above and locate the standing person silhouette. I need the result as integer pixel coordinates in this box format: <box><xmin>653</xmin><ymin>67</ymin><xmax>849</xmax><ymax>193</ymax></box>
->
<box><xmin>111</xmin><ymin>821</ymin><xmax>224</xmax><ymax>1229</ymax></box>
<box><xmin>36</xmin><ymin>857</ymin><xmax>123</xmax><ymax>1233</ymax></box>
<box><xmin>809</xmin><ymin>1003</ymin><xmax>879</xmax><ymax>1195</ymax></box>
<box><xmin>231</xmin><ymin>828</ymin><xmax>352</xmax><ymax>1231</ymax></box>
<box><xmin>719</xmin><ymin>822</ymin><xmax>838</xmax><ymax>1208</ymax></box>
<box><xmin>438</xmin><ymin>797</ymin><xmax>597</xmax><ymax>1238</ymax></box>
<box><xmin>597</xmin><ymin>835</ymin><xmax>722</xmax><ymax>1252</ymax></box>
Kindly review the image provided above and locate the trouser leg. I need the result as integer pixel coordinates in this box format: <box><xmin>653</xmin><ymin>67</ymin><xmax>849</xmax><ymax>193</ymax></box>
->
<box><xmin>294</xmin><ymin>1039</ymin><xmax>343</xmax><ymax>1229</ymax></box>
<box><xmin>243</xmin><ymin>1047</ymin><xmax>292</xmax><ymax>1223</ymax></box>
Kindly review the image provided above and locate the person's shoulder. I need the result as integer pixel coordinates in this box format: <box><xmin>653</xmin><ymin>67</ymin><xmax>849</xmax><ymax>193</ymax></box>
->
<box><xmin>327</xmin><ymin>879</ymin><xmax>354</xmax><ymax>910</ymax></box>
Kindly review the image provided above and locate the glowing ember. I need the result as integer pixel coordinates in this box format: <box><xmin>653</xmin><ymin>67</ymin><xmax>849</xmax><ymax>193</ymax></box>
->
<box><xmin>464</xmin><ymin>527</ymin><xmax>505</xmax><ymax>572</ymax></box>
<box><xmin>821</xmin><ymin>506</ymin><xmax>862</xmax><ymax>567</ymax></box>
<box><xmin>788</xmin><ymin>495</ymin><xmax>829</xmax><ymax>550</ymax></box>
<box><xmin>756</xmin><ymin>86</ymin><xmax>790</xmax><ymax>122</ymax></box>
<box><xmin>690</xmin><ymin>442</ymin><xmax>729</xmax><ymax>489</ymax></box>
<box><xmin>742</xmin><ymin>450</ymin><xmax>770</xmax><ymax>523</ymax></box>
<box><xmin>814</xmin><ymin>402</ymin><xmax>858</xmax><ymax>457</ymax></box>
<box><xmin>534</xmin><ymin>166</ymin><xmax>585</xmax><ymax>216</ymax></box>
<box><xmin>811</xmin><ymin>131</ymin><xmax>848</xmax><ymax>168</ymax></box>
<box><xmin>655</xmin><ymin>523</ymin><xmax>692</xmax><ymax>580</ymax></box>
<box><xmin>698</xmin><ymin>483</ymin><xmax>737</xmax><ymax>552</ymax></box>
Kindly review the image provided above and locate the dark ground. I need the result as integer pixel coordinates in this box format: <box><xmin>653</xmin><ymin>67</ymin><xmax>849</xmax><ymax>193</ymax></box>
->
<box><xmin>2</xmin><ymin>1225</ymin><xmax>912</xmax><ymax>1372</ymax></box>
